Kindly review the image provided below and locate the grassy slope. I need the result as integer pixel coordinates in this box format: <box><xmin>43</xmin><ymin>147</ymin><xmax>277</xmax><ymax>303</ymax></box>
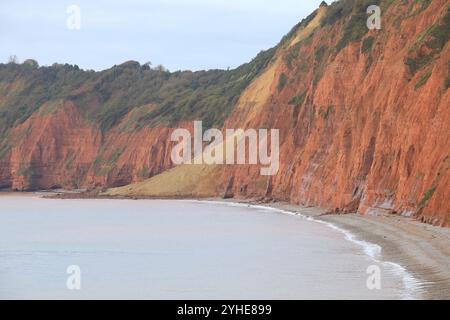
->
<box><xmin>105</xmin><ymin>5</ymin><xmax>328</xmax><ymax>197</ymax></box>
<box><xmin>105</xmin><ymin>165</ymin><xmax>222</xmax><ymax>198</ymax></box>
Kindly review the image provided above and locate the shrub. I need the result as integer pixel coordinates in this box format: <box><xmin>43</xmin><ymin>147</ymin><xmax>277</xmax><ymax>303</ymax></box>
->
<box><xmin>336</xmin><ymin>7</ymin><xmax>369</xmax><ymax>52</ymax></box>
<box><xmin>288</xmin><ymin>91</ymin><xmax>307</xmax><ymax>106</ymax></box>
<box><xmin>315</xmin><ymin>46</ymin><xmax>327</xmax><ymax>62</ymax></box>
<box><xmin>333</xmin><ymin>0</ymin><xmax>387</xmax><ymax>53</ymax></box>
<box><xmin>278</xmin><ymin>73</ymin><xmax>287</xmax><ymax>92</ymax></box>
<box><xmin>362</xmin><ymin>36</ymin><xmax>375</xmax><ymax>53</ymax></box>
<box><xmin>418</xmin><ymin>186</ymin><xmax>436</xmax><ymax>209</ymax></box>
<box><xmin>408</xmin><ymin>0</ymin><xmax>432</xmax><ymax>17</ymax></box>
<box><xmin>138</xmin><ymin>166</ymin><xmax>150</xmax><ymax>178</ymax></box>
<box><xmin>405</xmin><ymin>56</ymin><xmax>432</xmax><ymax>75</ymax></box>
<box><xmin>406</xmin><ymin>7</ymin><xmax>450</xmax><ymax>75</ymax></box>
<box><xmin>17</xmin><ymin>164</ymin><xmax>34</xmax><ymax>177</ymax></box>
<box><xmin>365</xmin><ymin>54</ymin><xmax>374</xmax><ymax>73</ymax></box>
<box><xmin>319</xmin><ymin>105</ymin><xmax>335</xmax><ymax>119</ymax></box>
<box><xmin>23</xmin><ymin>59</ymin><xmax>39</xmax><ymax>68</ymax></box>
<box><xmin>0</xmin><ymin>144</ymin><xmax>11</xmax><ymax>160</ymax></box>
<box><xmin>284</xmin><ymin>42</ymin><xmax>302</xmax><ymax>70</ymax></box>
<box><xmin>321</xmin><ymin>0</ymin><xmax>355</xmax><ymax>26</ymax></box>
<box><xmin>414</xmin><ymin>71</ymin><xmax>432</xmax><ymax>90</ymax></box>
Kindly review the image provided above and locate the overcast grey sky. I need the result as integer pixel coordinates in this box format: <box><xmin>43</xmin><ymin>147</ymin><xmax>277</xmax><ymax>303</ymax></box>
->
<box><xmin>1</xmin><ymin>0</ymin><xmax>326</xmax><ymax>71</ymax></box>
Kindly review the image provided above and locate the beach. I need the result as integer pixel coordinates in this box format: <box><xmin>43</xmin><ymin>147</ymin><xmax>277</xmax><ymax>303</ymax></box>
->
<box><xmin>263</xmin><ymin>201</ymin><xmax>450</xmax><ymax>299</ymax></box>
<box><xmin>1</xmin><ymin>192</ymin><xmax>449</xmax><ymax>299</ymax></box>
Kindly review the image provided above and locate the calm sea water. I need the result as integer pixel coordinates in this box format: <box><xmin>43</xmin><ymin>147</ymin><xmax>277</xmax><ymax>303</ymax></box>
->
<box><xmin>0</xmin><ymin>194</ymin><xmax>422</xmax><ymax>299</ymax></box>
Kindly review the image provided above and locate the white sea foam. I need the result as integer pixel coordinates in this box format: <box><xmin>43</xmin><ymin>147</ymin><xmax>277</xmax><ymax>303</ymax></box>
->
<box><xmin>192</xmin><ymin>199</ymin><xmax>425</xmax><ymax>300</ymax></box>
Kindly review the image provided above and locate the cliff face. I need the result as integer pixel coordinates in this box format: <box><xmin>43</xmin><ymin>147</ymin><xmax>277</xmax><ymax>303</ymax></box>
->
<box><xmin>0</xmin><ymin>101</ymin><xmax>183</xmax><ymax>190</ymax></box>
<box><xmin>0</xmin><ymin>45</ymin><xmax>275</xmax><ymax>190</ymax></box>
<box><xmin>221</xmin><ymin>0</ymin><xmax>450</xmax><ymax>226</ymax></box>
<box><xmin>1</xmin><ymin>0</ymin><xmax>449</xmax><ymax>226</ymax></box>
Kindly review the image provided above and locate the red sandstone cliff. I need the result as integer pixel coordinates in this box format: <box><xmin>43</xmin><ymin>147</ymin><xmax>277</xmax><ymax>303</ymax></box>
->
<box><xmin>220</xmin><ymin>1</ymin><xmax>450</xmax><ymax>226</ymax></box>
<box><xmin>0</xmin><ymin>0</ymin><xmax>449</xmax><ymax>226</ymax></box>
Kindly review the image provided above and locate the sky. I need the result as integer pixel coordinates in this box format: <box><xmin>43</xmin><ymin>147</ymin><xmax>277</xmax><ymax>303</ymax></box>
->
<box><xmin>1</xmin><ymin>0</ymin><xmax>326</xmax><ymax>71</ymax></box>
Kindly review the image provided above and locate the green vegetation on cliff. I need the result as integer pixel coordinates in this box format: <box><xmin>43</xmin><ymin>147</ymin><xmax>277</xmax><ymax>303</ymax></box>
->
<box><xmin>0</xmin><ymin>47</ymin><xmax>276</xmax><ymax>136</ymax></box>
<box><xmin>406</xmin><ymin>5</ymin><xmax>450</xmax><ymax>75</ymax></box>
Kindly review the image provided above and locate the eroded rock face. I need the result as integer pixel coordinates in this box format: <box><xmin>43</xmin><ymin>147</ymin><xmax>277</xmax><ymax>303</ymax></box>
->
<box><xmin>0</xmin><ymin>101</ymin><xmax>178</xmax><ymax>191</ymax></box>
<box><xmin>3</xmin><ymin>101</ymin><xmax>101</xmax><ymax>190</ymax></box>
<box><xmin>221</xmin><ymin>1</ymin><xmax>450</xmax><ymax>226</ymax></box>
<box><xmin>0</xmin><ymin>0</ymin><xmax>448</xmax><ymax>226</ymax></box>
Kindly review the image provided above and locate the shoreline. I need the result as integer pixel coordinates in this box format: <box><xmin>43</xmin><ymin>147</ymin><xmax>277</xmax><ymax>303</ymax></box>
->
<box><xmin>250</xmin><ymin>201</ymin><xmax>450</xmax><ymax>300</ymax></box>
<box><xmin>2</xmin><ymin>191</ymin><xmax>450</xmax><ymax>299</ymax></box>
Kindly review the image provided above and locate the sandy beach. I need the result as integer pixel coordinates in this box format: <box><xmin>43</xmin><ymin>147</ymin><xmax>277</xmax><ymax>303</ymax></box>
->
<box><xmin>260</xmin><ymin>201</ymin><xmax>450</xmax><ymax>300</ymax></box>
